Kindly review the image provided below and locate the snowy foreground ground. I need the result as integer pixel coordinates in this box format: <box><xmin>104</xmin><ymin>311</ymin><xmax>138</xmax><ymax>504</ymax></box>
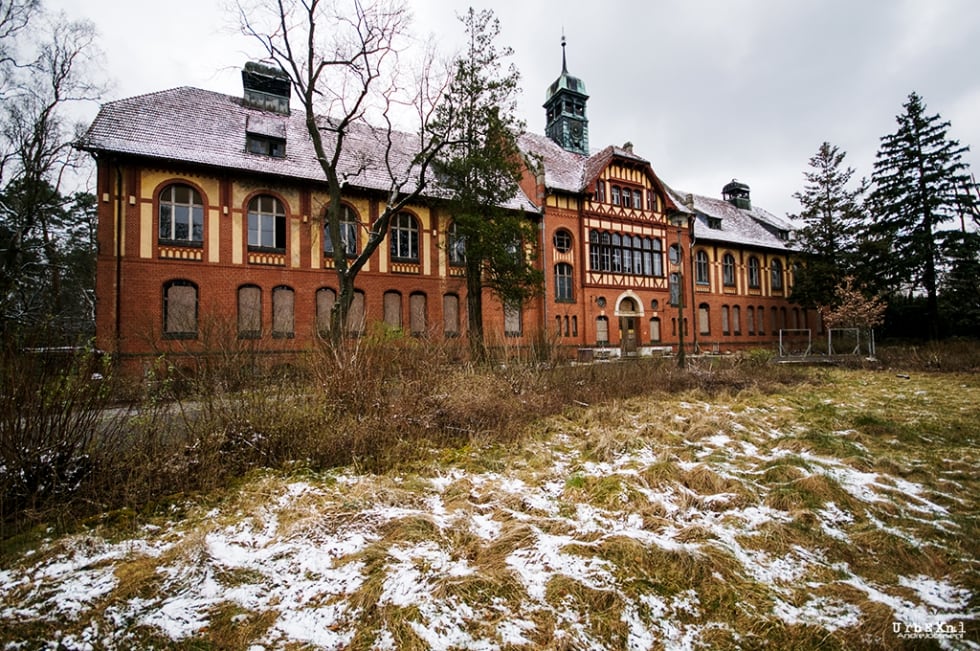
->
<box><xmin>1</xmin><ymin>372</ymin><xmax>977</xmax><ymax>649</ymax></box>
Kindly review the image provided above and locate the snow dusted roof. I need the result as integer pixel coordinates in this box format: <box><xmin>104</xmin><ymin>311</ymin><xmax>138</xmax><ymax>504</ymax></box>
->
<box><xmin>665</xmin><ymin>186</ymin><xmax>796</xmax><ymax>252</ymax></box>
<box><xmin>78</xmin><ymin>86</ymin><xmax>538</xmax><ymax>212</ymax></box>
<box><xmin>80</xmin><ymin>85</ymin><xmax>796</xmax><ymax>251</ymax></box>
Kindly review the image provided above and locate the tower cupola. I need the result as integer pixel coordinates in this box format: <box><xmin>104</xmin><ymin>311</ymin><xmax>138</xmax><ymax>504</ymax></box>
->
<box><xmin>722</xmin><ymin>179</ymin><xmax>751</xmax><ymax>210</ymax></box>
<box><xmin>544</xmin><ymin>35</ymin><xmax>589</xmax><ymax>155</ymax></box>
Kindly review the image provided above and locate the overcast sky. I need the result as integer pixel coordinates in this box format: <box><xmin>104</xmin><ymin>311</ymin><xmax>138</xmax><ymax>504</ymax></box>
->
<box><xmin>55</xmin><ymin>0</ymin><xmax>980</xmax><ymax>218</ymax></box>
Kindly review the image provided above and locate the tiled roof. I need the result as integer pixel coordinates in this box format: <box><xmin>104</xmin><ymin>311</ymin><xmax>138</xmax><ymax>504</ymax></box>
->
<box><xmin>78</xmin><ymin>86</ymin><xmax>538</xmax><ymax>212</ymax></box>
<box><xmin>80</xmin><ymin>86</ymin><xmax>796</xmax><ymax>251</ymax></box>
<box><xmin>665</xmin><ymin>186</ymin><xmax>795</xmax><ymax>252</ymax></box>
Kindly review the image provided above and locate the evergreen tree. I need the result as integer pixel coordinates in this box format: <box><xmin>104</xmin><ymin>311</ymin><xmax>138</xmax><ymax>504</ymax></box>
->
<box><xmin>867</xmin><ymin>92</ymin><xmax>979</xmax><ymax>338</ymax></box>
<box><xmin>939</xmin><ymin>230</ymin><xmax>980</xmax><ymax>336</ymax></box>
<box><xmin>432</xmin><ymin>8</ymin><xmax>542</xmax><ymax>357</ymax></box>
<box><xmin>790</xmin><ymin>141</ymin><xmax>866</xmax><ymax>309</ymax></box>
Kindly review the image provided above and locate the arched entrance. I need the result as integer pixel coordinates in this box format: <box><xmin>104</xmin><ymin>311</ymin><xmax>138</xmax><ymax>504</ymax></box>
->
<box><xmin>616</xmin><ymin>294</ymin><xmax>643</xmax><ymax>356</ymax></box>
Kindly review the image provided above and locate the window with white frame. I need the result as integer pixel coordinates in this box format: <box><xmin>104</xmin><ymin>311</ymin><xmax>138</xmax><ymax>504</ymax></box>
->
<box><xmin>324</xmin><ymin>204</ymin><xmax>358</xmax><ymax>256</ymax></box>
<box><xmin>695</xmin><ymin>250</ymin><xmax>710</xmax><ymax>286</ymax></box>
<box><xmin>159</xmin><ymin>184</ymin><xmax>204</xmax><ymax>245</ymax></box>
<box><xmin>771</xmin><ymin>258</ymin><xmax>784</xmax><ymax>291</ymax></box>
<box><xmin>390</xmin><ymin>212</ymin><xmax>419</xmax><ymax>261</ymax></box>
<box><xmin>248</xmin><ymin>195</ymin><xmax>286</xmax><ymax>250</ymax></box>
<box><xmin>748</xmin><ymin>257</ymin><xmax>761</xmax><ymax>289</ymax></box>
<box><xmin>555</xmin><ymin>263</ymin><xmax>573</xmax><ymax>301</ymax></box>
<box><xmin>722</xmin><ymin>253</ymin><xmax>736</xmax><ymax>286</ymax></box>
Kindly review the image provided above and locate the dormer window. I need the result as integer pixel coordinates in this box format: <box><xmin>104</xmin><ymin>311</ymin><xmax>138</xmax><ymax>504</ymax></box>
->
<box><xmin>245</xmin><ymin>114</ymin><xmax>286</xmax><ymax>158</ymax></box>
<box><xmin>708</xmin><ymin>217</ymin><xmax>722</xmax><ymax>230</ymax></box>
<box><xmin>246</xmin><ymin>134</ymin><xmax>285</xmax><ymax>158</ymax></box>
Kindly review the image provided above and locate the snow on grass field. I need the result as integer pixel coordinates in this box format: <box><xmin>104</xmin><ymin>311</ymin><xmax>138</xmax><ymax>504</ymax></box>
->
<box><xmin>1</xmin><ymin>370</ymin><xmax>978</xmax><ymax>649</ymax></box>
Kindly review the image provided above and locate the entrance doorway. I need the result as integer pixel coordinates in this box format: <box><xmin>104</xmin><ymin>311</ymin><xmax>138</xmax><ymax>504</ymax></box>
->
<box><xmin>621</xmin><ymin>316</ymin><xmax>637</xmax><ymax>354</ymax></box>
<box><xmin>618</xmin><ymin>296</ymin><xmax>641</xmax><ymax>356</ymax></box>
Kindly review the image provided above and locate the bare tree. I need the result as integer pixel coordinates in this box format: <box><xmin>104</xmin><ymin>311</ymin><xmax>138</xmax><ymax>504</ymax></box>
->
<box><xmin>239</xmin><ymin>0</ymin><xmax>451</xmax><ymax>340</ymax></box>
<box><xmin>0</xmin><ymin>10</ymin><xmax>104</xmax><ymax>335</ymax></box>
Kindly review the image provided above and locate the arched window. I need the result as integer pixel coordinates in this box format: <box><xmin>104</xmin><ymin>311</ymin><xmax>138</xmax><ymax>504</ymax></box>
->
<box><xmin>748</xmin><ymin>257</ymin><xmax>761</xmax><ymax>289</ymax></box>
<box><xmin>248</xmin><ymin>194</ymin><xmax>286</xmax><ymax>251</ymax></box>
<box><xmin>504</xmin><ymin>303</ymin><xmax>522</xmax><ymax>337</ymax></box>
<box><xmin>596</xmin><ymin>316</ymin><xmax>609</xmax><ymax>345</ymax></box>
<box><xmin>316</xmin><ymin>288</ymin><xmax>336</xmax><ymax>336</ymax></box>
<box><xmin>695</xmin><ymin>250</ymin><xmax>710</xmax><ymax>286</ymax></box>
<box><xmin>272</xmin><ymin>286</ymin><xmax>294</xmax><ymax>338</ymax></box>
<box><xmin>699</xmin><ymin>303</ymin><xmax>710</xmax><ymax>335</ymax></box>
<box><xmin>348</xmin><ymin>290</ymin><xmax>366</xmax><ymax>336</ymax></box>
<box><xmin>390</xmin><ymin>212</ymin><xmax>419</xmax><ymax>261</ymax></box>
<box><xmin>553</xmin><ymin>229</ymin><xmax>572</xmax><ymax>253</ymax></box>
<box><xmin>722</xmin><ymin>305</ymin><xmax>730</xmax><ymax>335</ymax></box>
<box><xmin>594</xmin><ymin>180</ymin><xmax>606</xmax><ymax>203</ymax></box>
<box><xmin>163</xmin><ymin>280</ymin><xmax>197</xmax><ymax>338</ymax></box>
<box><xmin>443</xmin><ymin>294</ymin><xmax>460</xmax><ymax>337</ymax></box>
<box><xmin>324</xmin><ymin>204</ymin><xmax>358</xmax><ymax>256</ymax></box>
<box><xmin>669</xmin><ymin>272</ymin><xmax>681</xmax><ymax>307</ymax></box>
<box><xmin>722</xmin><ymin>254</ymin><xmax>736</xmax><ymax>287</ymax></box>
<box><xmin>555</xmin><ymin>263</ymin><xmax>573</xmax><ymax>301</ymax></box>
<box><xmin>649</xmin><ymin>317</ymin><xmax>661</xmax><ymax>342</ymax></box>
<box><xmin>732</xmin><ymin>305</ymin><xmax>741</xmax><ymax>335</ymax></box>
<box><xmin>384</xmin><ymin>291</ymin><xmax>402</xmax><ymax>328</ymax></box>
<box><xmin>410</xmin><ymin>293</ymin><xmax>427</xmax><ymax>336</ymax></box>
<box><xmin>771</xmin><ymin>258</ymin><xmax>784</xmax><ymax>291</ymax></box>
<box><xmin>159</xmin><ymin>184</ymin><xmax>204</xmax><ymax>245</ymax></box>
<box><xmin>757</xmin><ymin>305</ymin><xmax>765</xmax><ymax>335</ymax></box>
<box><xmin>747</xmin><ymin>306</ymin><xmax>755</xmax><ymax>335</ymax></box>
<box><xmin>448</xmin><ymin>221</ymin><xmax>466</xmax><ymax>266</ymax></box>
<box><xmin>238</xmin><ymin>285</ymin><xmax>262</xmax><ymax>339</ymax></box>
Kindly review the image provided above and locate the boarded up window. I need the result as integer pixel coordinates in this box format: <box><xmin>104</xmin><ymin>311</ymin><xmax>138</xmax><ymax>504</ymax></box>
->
<box><xmin>722</xmin><ymin>305</ymin><xmax>730</xmax><ymax>335</ymax></box>
<box><xmin>238</xmin><ymin>285</ymin><xmax>261</xmax><ymax>338</ymax></box>
<box><xmin>410</xmin><ymin>293</ymin><xmax>426</xmax><ymax>336</ymax></box>
<box><xmin>164</xmin><ymin>281</ymin><xmax>197</xmax><ymax>337</ymax></box>
<box><xmin>733</xmin><ymin>306</ymin><xmax>741</xmax><ymax>335</ymax></box>
<box><xmin>383</xmin><ymin>291</ymin><xmax>402</xmax><ymax>328</ymax></box>
<box><xmin>649</xmin><ymin>317</ymin><xmax>661</xmax><ymax>342</ymax></box>
<box><xmin>699</xmin><ymin>304</ymin><xmax>710</xmax><ymax>335</ymax></box>
<box><xmin>596</xmin><ymin>316</ymin><xmax>609</xmax><ymax>344</ymax></box>
<box><xmin>504</xmin><ymin>304</ymin><xmax>522</xmax><ymax>337</ymax></box>
<box><xmin>272</xmin><ymin>286</ymin><xmax>294</xmax><ymax>338</ymax></box>
<box><xmin>443</xmin><ymin>294</ymin><xmax>460</xmax><ymax>337</ymax></box>
<box><xmin>316</xmin><ymin>288</ymin><xmax>336</xmax><ymax>335</ymax></box>
<box><xmin>747</xmin><ymin>306</ymin><xmax>755</xmax><ymax>335</ymax></box>
<box><xmin>347</xmin><ymin>291</ymin><xmax>365</xmax><ymax>335</ymax></box>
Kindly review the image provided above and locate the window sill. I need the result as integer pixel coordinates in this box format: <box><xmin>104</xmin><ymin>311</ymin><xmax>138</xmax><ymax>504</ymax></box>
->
<box><xmin>159</xmin><ymin>239</ymin><xmax>203</xmax><ymax>248</ymax></box>
<box><xmin>163</xmin><ymin>332</ymin><xmax>197</xmax><ymax>340</ymax></box>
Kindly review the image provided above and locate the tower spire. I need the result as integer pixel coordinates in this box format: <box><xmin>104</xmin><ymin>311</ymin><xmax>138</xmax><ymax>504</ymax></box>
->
<box><xmin>561</xmin><ymin>31</ymin><xmax>567</xmax><ymax>73</ymax></box>
<box><xmin>544</xmin><ymin>30</ymin><xmax>589</xmax><ymax>155</ymax></box>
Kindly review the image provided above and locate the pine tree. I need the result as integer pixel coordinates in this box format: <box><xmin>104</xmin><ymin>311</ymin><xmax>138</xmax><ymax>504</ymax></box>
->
<box><xmin>868</xmin><ymin>92</ymin><xmax>979</xmax><ymax>338</ymax></box>
<box><xmin>790</xmin><ymin>142</ymin><xmax>866</xmax><ymax>309</ymax></box>
<box><xmin>939</xmin><ymin>230</ymin><xmax>980</xmax><ymax>336</ymax></box>
<box><xmin>432</xmin><ymin>8</ymin><xmax>542</xmax><ymax>357</ymax></box>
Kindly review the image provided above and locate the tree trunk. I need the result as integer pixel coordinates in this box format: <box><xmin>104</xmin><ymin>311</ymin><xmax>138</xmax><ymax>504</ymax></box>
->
<box><xmin>465</xmin><ymin>257</ymin><xmax>485</xmax><ymax>360</ymax></box>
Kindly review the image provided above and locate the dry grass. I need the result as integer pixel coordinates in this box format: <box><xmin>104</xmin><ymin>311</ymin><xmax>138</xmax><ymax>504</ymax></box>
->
<box><xmin>1</xmin><ymin>342</ymin><xmax>979</xmax><ymax>649</ymax></box>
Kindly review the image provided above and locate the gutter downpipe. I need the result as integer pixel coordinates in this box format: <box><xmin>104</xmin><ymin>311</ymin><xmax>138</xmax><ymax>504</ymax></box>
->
<box><xmin>114</xmin><ymin>161</ymin><xmax>123</xmax><ymax>350</ymax></box>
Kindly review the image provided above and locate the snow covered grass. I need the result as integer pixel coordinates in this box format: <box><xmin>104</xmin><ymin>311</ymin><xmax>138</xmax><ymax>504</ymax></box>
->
<box><xmin>1</xmin><ymin>368</ymin><xmax>977</xmax><ymax>649</ymax></box>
